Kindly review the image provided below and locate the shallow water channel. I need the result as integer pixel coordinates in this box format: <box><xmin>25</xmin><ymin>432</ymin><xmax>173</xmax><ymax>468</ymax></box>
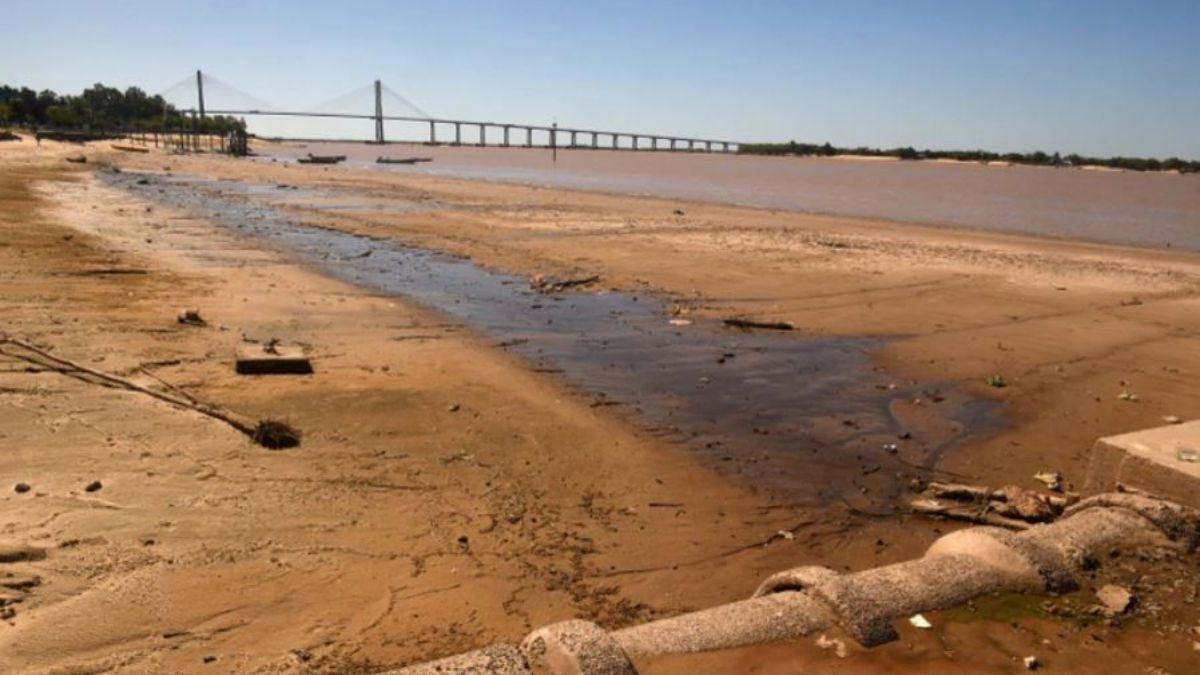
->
<box><xmin>106</xmin><ymin>171</ymin><xmax>1001</xmax><ymax>505</ymax></box>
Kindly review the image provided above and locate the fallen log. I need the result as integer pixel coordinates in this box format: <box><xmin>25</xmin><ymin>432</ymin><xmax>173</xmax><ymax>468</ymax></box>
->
<box><xmin>920</xmin><ymin>480</ymin><xmax>1076</xmax><ymax>509</ymax></box>
<box><xmin>909</xmin><ymin>498</ymin><xmax>1032</xmax><ymax>530</ymax></box>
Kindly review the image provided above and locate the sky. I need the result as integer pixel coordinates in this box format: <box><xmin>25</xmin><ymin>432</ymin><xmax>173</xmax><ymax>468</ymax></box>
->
<box><xmin>3</xmin><ymin>0</ymin><xmax>1197</xmax><ymax>159</ymax></box>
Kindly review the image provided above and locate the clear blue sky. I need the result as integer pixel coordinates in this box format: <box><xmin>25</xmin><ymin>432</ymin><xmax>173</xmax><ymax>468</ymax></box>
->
<box><xmin>3</xmin><ymin>0</ymin><xmax>1197</xmax><ymax>159</ymax></box>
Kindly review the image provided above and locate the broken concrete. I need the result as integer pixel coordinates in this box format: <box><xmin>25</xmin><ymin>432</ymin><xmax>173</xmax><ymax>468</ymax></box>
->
<box><xmin>1085</xmin><ymin>420</ymin><xmax>1200</xmax><ymax>508</ymax></box>
<box><xmin>387</xmin><ymin>492</ymin><xmax>1200</xmax><ymax>674</ymax></box>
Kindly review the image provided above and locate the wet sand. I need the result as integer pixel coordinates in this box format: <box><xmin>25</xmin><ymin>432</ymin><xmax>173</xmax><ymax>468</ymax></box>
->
<box><xmin>3</xmin><ymin>137</ymin><xmax>1200</xmax><ymax>673</ymax></box>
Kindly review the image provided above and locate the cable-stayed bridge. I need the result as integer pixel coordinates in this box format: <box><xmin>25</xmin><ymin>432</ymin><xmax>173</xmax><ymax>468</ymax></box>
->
<box><xmin>159</xmin><ymin>71</ymin><xmax>739</xmax><ymax>153</ymax></box>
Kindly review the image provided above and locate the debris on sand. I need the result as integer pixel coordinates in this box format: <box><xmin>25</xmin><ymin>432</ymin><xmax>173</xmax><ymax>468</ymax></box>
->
<box><xmin>13</xmin><ymin>483</ymin><xmax>30</xmax><ymax>494</ymax></box>
<box><xmin>529</xmin><ymin>273</ymin><xmax>601</xmax><ymax>294</ymax></box>
<box><xmin>84</xmin><ymin>480</ymin><xmax>102</xmax><ymax>493</ymax></box>
<box><xmin>177</xmin><ymin>308</ymin><xmax>206</xmax><ymax>326</ymax></box>
<box><xmin>251</xmin><ymin>420</ymin><xmax>301</xmax><ymax>449</ymax></box>
<box><xmin>1095</xmin><ymin>584</ymin><xmax>1135</xmax><ymax>617</ymax></box>
<box><xmin>1163</xmin><ymin>415</ymin><xmax>1182</xmax><ymax>425</ymax></box>
<box><xmin>908</xmin><ymin>479</ymin><xmax>1075</xmax><ymax>529</ymax></box>
<box><xmin>0</xmin><ymin>335</ymin><xmax>303</xmax><ymax>449</ymax></box>
<box><xmin>1117</xmin><ymin>390</ymin><xmax>1139</xmax><ymax>402</ymax></box>
<box><xmin>815</xmin><ymin>634</ymin><xmax>847</xmax><ymax>658</ymax></box>
<box><xmin>986</xmin><ymin>374</ymin><xmax>1007</xmax><ymax>388</ymax></box>
<box><xmin>723</xmin><ymin>317</ymin><xmax>794</xmax><ymax>331</ymax></box>
<box><xmin>909</xmin><ymin>614</ymin><xmax>932</xmax><ymax>629</ymax></box>
<box><xmin>0</xmin><ymin>541</ymin><xmax>46</xmax><ymax>563</ymax></box>
<box><xmin>235</xmin><ymin>340</ymin><xmax>313</xmax><ymax>375</ymax></box>
<box><xmin>1023</xmin><ymin>655</ymin><xmax>1040</xmax><ymax>670</ymax></box>
<box><xmin>1034</xmin><ymin>471</ymin><xmax>1063</xmax><ymax>492</ymax></box>
<box><xmin>65</xmin><ymin>155</ymin><xmax>87</xmax><ymax>164</ymax></box>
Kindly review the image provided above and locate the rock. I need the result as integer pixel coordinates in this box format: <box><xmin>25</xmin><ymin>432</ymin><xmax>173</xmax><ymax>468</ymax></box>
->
<box><xmin>815</xmin><ymin>634</ymin><xmax>847</xmax><ymax>658</ymax></box>
<box><xmin>1096</xmin><ymin>584</ymin><xmax>1135</xmax><ymax>616</ymax></box>
<box><xmin>909</xmin><ymin>614</ymin><xmax>932</xmax><ymax>629</ymax></box>
<box><xmin>672</xmin><ymin>209</ymin><xmax>685</xmax><ymax>216</ymax></box>
<box><xmin>1033</xmin><ymin>471</ymin><xmax>1063</xmax><ymax>492</ymax></box>
<box><xmin>85</xmin><ymin>480</ymin><xmax>103</xmax><ymax>493</ymax></box>
<box><xmin>13</xmin><ymin>483</ymin><xmax>30</xmax><ymax>494</ymax></box>
<box><xmin>1164</xmin><ymin>415</ymin><xmax>1182</xmax><ymax>425</ymax></box>
<box><xmin>1023</xmin><ymin>655</ymin><xmax>1040</xmax><ymax>670</ymax></box>
<box><xmin>1117</xmin><ymin>390</ymin><xmax>1139</xmax><ymax>402</ymax></box>
<box><xmin>447</xmin><ymin>404</ymin><xmax>461</xmax><ymax>413</ymax></box>
<box><xmin>177</xmin><ymin>308</ymin><xmax>206</xmax><ymax>326</ymax></box>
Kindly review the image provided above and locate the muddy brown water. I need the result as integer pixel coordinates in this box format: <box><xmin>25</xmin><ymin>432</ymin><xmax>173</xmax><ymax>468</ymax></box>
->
<box><xmin>257</xmin><ymin>142</ymin><xmax>1200</xmax><ymax>252</ymax></box>
<box><xmin>104</xmin><ymin>170</ymin><xmax>1001</xmax><ymax>506</ymax></box>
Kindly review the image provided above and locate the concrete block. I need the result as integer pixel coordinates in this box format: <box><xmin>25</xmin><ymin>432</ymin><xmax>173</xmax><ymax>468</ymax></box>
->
<box><xmin>1085</xmin><ymin>420</ymin><xmax>1200</xmax><ymax>508</ymax></box>
<box><xmin>235</xmin><ymin>342</ymin><xmax>313</xmax><ymax>375</ymax></box>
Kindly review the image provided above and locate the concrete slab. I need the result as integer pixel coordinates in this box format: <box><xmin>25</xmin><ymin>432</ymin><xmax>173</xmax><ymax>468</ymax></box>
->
<box><xmin>234</xmin><ymin>342</ymin><xmax>313</xmax><ymax>375</ymax></box>
<box><xmin>1085</xmin><ymin>420</ymin><xmax>1200</xmax><ymax>507</ymax></box>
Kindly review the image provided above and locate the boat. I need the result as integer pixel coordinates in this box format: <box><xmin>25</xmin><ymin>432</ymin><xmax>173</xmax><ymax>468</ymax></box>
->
<box><xmin>297</xmin><ymin>153</ymin><xmax>346</xmax><ymax>165</ymax></box>
<box><xmin>376</xmin><ymin>156</ymin><xmax>433</xmax><ymax>165</ymax></box>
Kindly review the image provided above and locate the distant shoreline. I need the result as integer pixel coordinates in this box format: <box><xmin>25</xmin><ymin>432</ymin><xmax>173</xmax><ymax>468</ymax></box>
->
<box><xmin>738</xmin><ymin>141</ymin><xmax>1199</xmax><ymax>174</ymax></box>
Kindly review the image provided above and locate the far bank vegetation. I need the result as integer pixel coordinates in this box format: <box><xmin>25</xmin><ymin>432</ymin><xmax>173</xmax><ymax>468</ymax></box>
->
<box><xmin>739</xmin><ymin>141</ymin><xmax>1199</xmax><ymax>174</ymax></box>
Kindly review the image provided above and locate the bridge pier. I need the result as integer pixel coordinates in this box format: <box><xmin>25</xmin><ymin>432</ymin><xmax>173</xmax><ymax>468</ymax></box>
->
<box><xmin>612</xmin><ymin>134</ymin><xmax>619</xmax><ymax>150</ymax></box>
<box><xmin>479</xmin><ymin>124</ymin><xmax>486</xmax><ymax>146</ymax></box>
<box><xmin>429</xmin><ymin>121</ymin><xmax>436</xmax><ymax>144</ymax></box>
<box><xmin>652</xmin><ymin>137</ymin><xmax>659</xmax><ymax>151</ymax></box>
<box><xmin>503</xmin><ymin>125</ymin><xmax>510</xmax><ymax>147</ymax></box>
<box><xmin>706</xmin><ymin>140</ymin><xmax>712</xmax><ymax>153</ymax></box>
<box><xmin>454</xmin><ymin>122</ymin><xmax>461</xmax><ymax>146</ymax></box>
<box><xmin>632</xmin><ymin>136</ymin><xmax>639</xmax><ymax>151</ymax></box>
<box><xmin>569</xmin><ymin>130</ymin><xmax>577</xmax><ymax>148</ymax></box>
<box><xmin>591</xmin><ymin>132</ymin><xmax>598</xmax><ymax>149</ymax></box>
<box><xmin>526</xmin><ymin>127</ymin><xmax>533</xmax><ymax>147</ymax></box>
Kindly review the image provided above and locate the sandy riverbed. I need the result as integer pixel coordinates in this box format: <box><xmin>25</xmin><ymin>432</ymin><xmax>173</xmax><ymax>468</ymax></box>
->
<box><xmin>2</xmin><ymin>138</ymin><xmax>1199</xmax><ymax>673</ymax></box>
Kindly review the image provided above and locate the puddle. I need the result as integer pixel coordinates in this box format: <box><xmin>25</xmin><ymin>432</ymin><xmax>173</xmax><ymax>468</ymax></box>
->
<box><xmin>104</xmin><ymin>171</ymin><xmax>1003</xmax><ymax>505</ymax></box>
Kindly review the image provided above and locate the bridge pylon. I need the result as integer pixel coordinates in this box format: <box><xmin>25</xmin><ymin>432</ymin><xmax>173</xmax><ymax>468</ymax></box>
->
<box><xmin>374</xmin><ymin>80</ymin><xmax>384</xmax><ymax>144</ymax></box>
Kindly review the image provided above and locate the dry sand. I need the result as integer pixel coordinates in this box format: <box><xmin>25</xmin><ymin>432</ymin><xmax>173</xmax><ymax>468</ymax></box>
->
<box><xmin>2</xmin><ymin>137</ymin><xmax>1200</xmax><ymax>673</ymax></box>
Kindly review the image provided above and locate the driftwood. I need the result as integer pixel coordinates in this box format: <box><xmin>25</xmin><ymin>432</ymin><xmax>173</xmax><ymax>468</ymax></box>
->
<box><xmin>723</xmin><ymin>318</ymin><xmax>794</xmax><ymax>331</ymax></box>
<box><xmin>0</xmin><ymin>335</ymin><xmax>299</xmax><ymax>448</ymax></box>
<box><xmin>908</xmin><ymin>479</ymin><xmax>1080</xmax><ymax>530</ymax></box>
<box><xmin>110</xmin><ymin>144</ymin><xmax>150</xmax><ymax>153</ymax></box>
<box><xmin>921</xmin><ymin>480</ymin><xmax>1076</xmax><ymax>510</ymax></box>
<box><xmin>909</xmin><ymin>498</ymin><xmax>1032</xmax><ymax>530</ymax></box>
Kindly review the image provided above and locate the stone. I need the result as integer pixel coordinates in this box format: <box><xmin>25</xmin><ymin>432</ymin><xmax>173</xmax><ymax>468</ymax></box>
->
<box><xmin>85</xmin><ymin>480</ymin><xmax>102</xmax><ymax>493</ymax></box>
<box><xmin>1096</xmin><ymin>584</ymin><xmax>1135</xmax><ymax>616</ymax></box>
<box><xmin>1024</xmin><ymin>655</ymin><xmax>1040</xmax><ymax>670</ymax></box>
<box><xmin>13</xmin><ymin>483</ymin><xmax>30</xmax><ymax>494</ymax></box>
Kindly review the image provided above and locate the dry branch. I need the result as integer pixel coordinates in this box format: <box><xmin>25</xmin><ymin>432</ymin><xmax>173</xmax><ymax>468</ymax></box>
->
<box><xmin>0</xmin><ymin>336</ymin><xmax>299</xmax><ymax>448</ymax></box>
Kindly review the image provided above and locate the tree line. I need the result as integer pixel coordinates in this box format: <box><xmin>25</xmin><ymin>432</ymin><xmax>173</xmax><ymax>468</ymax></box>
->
<box><xmin>0</xmin><ymin>82</ymin><xmax>245</xmax><ymax>134</ymax></box>
<box><xmin>738</xmin><ymin>140</ymin><xmax>1200</xmax><ymax>174</ymax></box>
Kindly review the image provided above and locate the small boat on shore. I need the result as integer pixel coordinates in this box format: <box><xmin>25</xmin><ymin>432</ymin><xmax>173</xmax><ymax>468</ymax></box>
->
<box><xmin>376</xmin><ymin>156</ymin><xmax>433</xmax><ymax>165</ymax></box>
<box><xmin>297</xmin><ymin>153</ymin><xmax>346</xmax><ymax>165</ymax></box>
